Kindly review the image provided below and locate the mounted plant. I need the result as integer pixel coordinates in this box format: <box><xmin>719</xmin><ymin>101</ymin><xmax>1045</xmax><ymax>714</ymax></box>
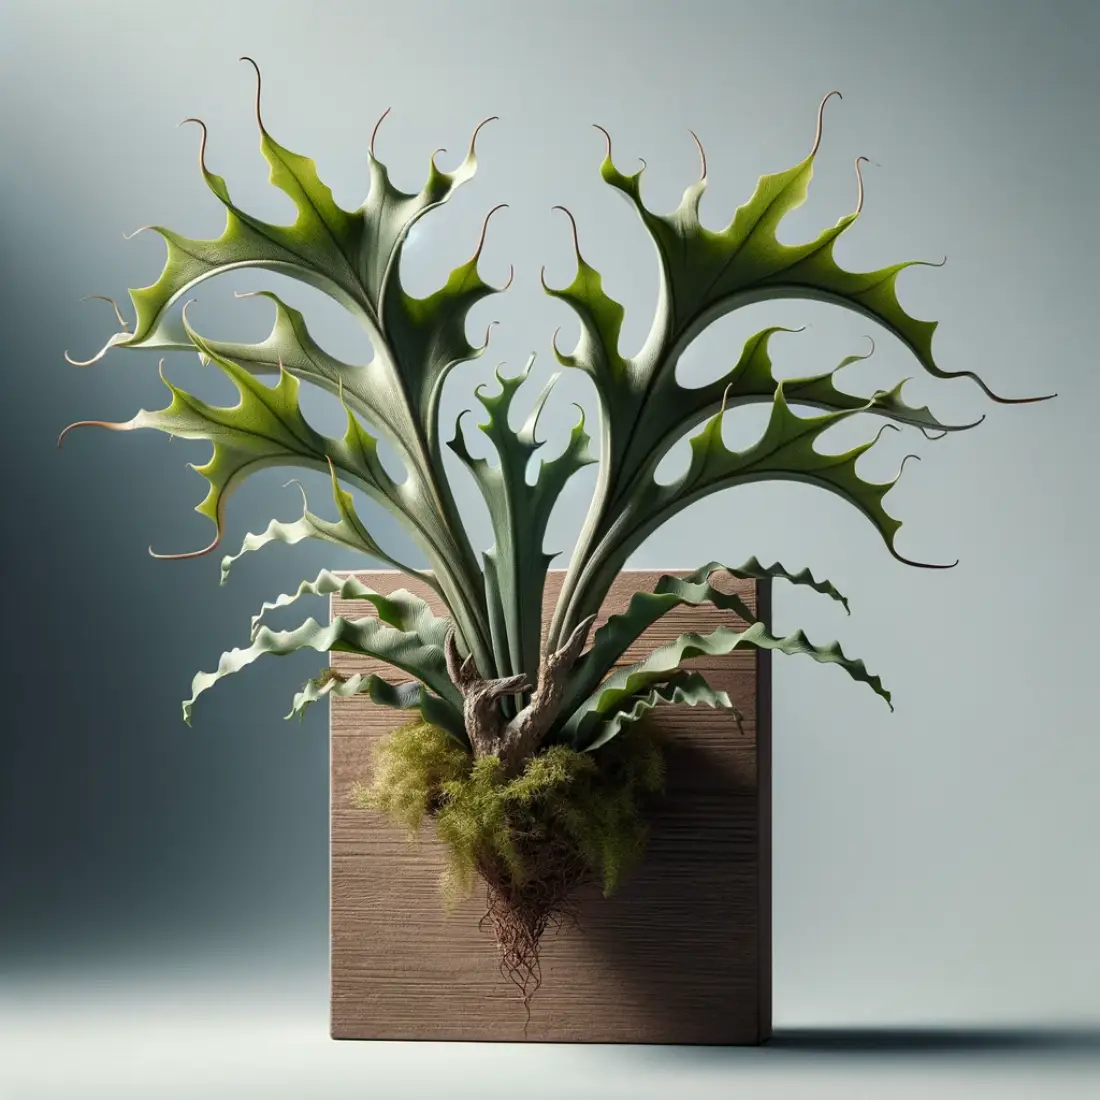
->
<box><xmin>61</xmin><ymin>61</ymin><xmax>1051</xmax><ymax>1010</ymax></box>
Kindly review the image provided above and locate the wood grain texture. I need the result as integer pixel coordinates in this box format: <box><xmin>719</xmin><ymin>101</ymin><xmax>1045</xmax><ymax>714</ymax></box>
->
<box><xmin>330</xmin><ymin>569</ymin><xmax>772</xmax><ymax>1044</ymax></box>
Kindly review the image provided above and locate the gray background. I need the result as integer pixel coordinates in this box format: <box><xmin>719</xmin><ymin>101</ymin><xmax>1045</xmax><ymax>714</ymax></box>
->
<box><xmin>2</xmin><ymin>0</ymin><xmax>1098</xmax><ymax>1096</ymax></box>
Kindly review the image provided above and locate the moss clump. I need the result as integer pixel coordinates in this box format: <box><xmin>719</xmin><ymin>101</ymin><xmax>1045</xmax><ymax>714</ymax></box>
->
<box><xmin>350</xmin><ymin>719</ymin><xmax>470</xmax><ymax>835</ymax></box>
<box><xmin>351</xmin><ymin>719</ymin><xmax>666</xmax><ymax>1005</ymax></box>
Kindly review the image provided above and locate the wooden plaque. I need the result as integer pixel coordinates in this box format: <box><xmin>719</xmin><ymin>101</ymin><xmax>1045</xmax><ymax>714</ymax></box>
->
<box><xmin>330</xmin><ymin>569</ymin><xmax>772</xmax><ymax>1044</ymax></box>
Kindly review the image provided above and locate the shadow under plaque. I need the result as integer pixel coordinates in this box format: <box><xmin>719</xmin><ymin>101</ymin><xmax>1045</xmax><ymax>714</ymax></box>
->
<box><xmin>329</xmin><ymin>569</ymin><xmax>772</xmax><ymax>1044</ymax></box>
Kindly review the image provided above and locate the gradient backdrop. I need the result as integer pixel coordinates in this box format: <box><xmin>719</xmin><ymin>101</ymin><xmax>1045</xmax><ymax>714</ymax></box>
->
<box><xmin>2</xmin><ymin>0</ymin><xmax>1098</xmax><ymax>1096</ymax></box>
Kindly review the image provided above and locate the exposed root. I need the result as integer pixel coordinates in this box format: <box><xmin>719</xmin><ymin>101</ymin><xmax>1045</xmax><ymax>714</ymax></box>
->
<box><xmin>475</xmin><ymin>825</ymin><xmax>591</xmax><ymax>1030</ymax></box>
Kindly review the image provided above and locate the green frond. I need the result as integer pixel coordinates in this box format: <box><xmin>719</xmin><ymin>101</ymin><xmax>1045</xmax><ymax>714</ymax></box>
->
<box><xmin>544</xmin><ymin>94</ymin><xmax>1051</xmax><ymax>650</ymax></box>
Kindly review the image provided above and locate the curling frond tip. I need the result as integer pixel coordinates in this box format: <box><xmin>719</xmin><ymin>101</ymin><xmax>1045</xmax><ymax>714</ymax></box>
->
<box><xmin>78</xmin><ymin>295</ymin><xmax>130</xmax><ymax>330</ymax></box>
<box><xmin>148</xmin><ymin>530</ymin><xmax>221</xmax><ymax>561</ymax></box>
<box><xmin>854</xmin><ymin>155</ymin><xmax>870</xmax><ymax>215</ymax></box>
<box><xmin>468</xmin><ymin>114</ymin><xmax>499</xmax><ymax>156</ymax></box>
<box><xmin>369</xmin><ymin>106</ymin><xmax>391</xmax><ymax>157</ymax></box>
<box><xmin>239</xmin><ymin>56</ymin><xmax>264</xmax><ymax>131</ymax></box>
<box><xmin>687</xmin><ymin>128</ymin><xmax>707</xmax><ymax>180</ymax></box>
<box><xmin>811</xmin><ymin>90</ymin><xmax>843</xmax><ymax>157</ymax></box>
<box><xmin>550</xmin><ymin>204</ymin><xmax>582</xmax><ymax>259</ymax></box>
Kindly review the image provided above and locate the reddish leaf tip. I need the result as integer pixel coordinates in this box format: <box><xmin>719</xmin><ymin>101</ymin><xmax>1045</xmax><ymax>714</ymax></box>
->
<box><xmin>474</xmin><ymin>202</ymin><xmax>509</xmax><ymax>260</ymax></box>
<box><xmin>239</xmin><ymin>55</ymin><xmax>264</xmax><ymax>132</ymax></box>
<box><xmin>148</xmin><ymin>528</ymin><xmax>221</xmax><ymax>561</ymax></box>
<box><xmin>179</xmin><ymin>117</ymin><xmax>211</xmax><ymax>176</ymax></box>
<box><xmin>853</xmin><ymin>155</ymin><xmax>871</xmax><ymax>214</ymax></box>
<box><xmin>369</xmin><ymin>106</ymin><xmax>392</xmax><ymax>158</ymax></box>
<box><xmin>468</xmin><ymin>115</ymin><xmax>499</xmax><ymax>157</ymax></box>
<box><xmin>550</xmin><ymin>204</ymin><xmax>583</xmax><ymax>261</ymax></box>
<box><xmin>687</xmin><ymin>128</ymin><xmax>707</xmax><ymax>180</ymax></box>
<box><xmin>592</xmin><ymin>123</ymin><xmax>613</xmax><ymax>161</ymax></box>
<box><xmin>811</xmin><ymin>90</ymin><xmax>843</xmax><ymax>158</ymax></box>
<box><xmin>78</xmin><ymin>294</ymin><xmax>130</xmax><ymax>331</ymax></box>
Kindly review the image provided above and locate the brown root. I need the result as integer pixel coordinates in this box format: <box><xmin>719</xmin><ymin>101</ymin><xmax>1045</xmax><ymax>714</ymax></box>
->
<box><xmin>475</xmin><ymin>825</ymin><xmax>590</xmax><ymax>1026</ymax></box>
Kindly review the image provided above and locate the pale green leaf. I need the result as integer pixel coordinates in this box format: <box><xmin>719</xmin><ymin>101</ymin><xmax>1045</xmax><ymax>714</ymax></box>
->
<box><xmin>218</xmin><ymin>462</ymin><xmax>436</xmax><ymax>592</ymax></box>
<box><xmin>248</xmin><ymin>568</ymin><xmax>447</xmax><ymax>639</ymax></box>
<box><xmin>563</xmin><ymin>618</ymin><xmax>892</xmax><ymax>751</ymax></box>
<box><xmin>558</xmin><ymin>556</ymin><xmax>849</xmax><ymax>726</ymax></box>
<box><xmin>182</xmin><ymin>610</ymin><xmax>462</xmax><ymax>724</ymax></box>
<box><xmin>288</xmin><ymin>670</ymin><xmax>467</xmax><ymax>746</ymax></box>
<box><xmin>579</xmin><ymin>670</ymin><xmax>737</xmax><ymax>754</ymax></box>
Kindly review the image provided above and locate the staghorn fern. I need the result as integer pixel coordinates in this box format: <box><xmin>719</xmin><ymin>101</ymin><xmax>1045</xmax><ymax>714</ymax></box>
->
<box><xmin>62</xmin><ymin>62</ymin><xmax>1051</xmax><ymax>776</ymax></box>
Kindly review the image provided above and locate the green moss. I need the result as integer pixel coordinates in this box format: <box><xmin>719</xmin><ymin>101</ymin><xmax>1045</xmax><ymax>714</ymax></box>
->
<box><xmin>352</xmin><ymin>719</ymin><xmax>666</xmax><ymax>910</ymax></box>
<box><xmin>350</xmin><ymin>720</ymin><xmax>469</xmax><ymax>834</ymax></box>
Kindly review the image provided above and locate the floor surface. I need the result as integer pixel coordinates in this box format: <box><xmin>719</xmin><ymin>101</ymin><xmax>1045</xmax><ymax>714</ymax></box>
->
<box><xmin>3</xmin><ymin>968</ymin><xmax>1099</xmax><ymax>1099</ymax></box>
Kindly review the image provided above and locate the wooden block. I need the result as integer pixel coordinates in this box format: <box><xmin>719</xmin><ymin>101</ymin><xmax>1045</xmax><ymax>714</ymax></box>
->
<box><xmin>330</xmin><ymin>569</ymin><xmax>772</xmax><ymax>1044</ymax></box>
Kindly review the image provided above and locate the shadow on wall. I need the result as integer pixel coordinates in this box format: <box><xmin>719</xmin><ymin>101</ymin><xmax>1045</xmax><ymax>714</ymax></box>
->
<box><xmin>557</xmin><ymin>727</ymin><xmax>766</xmax><ymax>1044</ymax></box>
